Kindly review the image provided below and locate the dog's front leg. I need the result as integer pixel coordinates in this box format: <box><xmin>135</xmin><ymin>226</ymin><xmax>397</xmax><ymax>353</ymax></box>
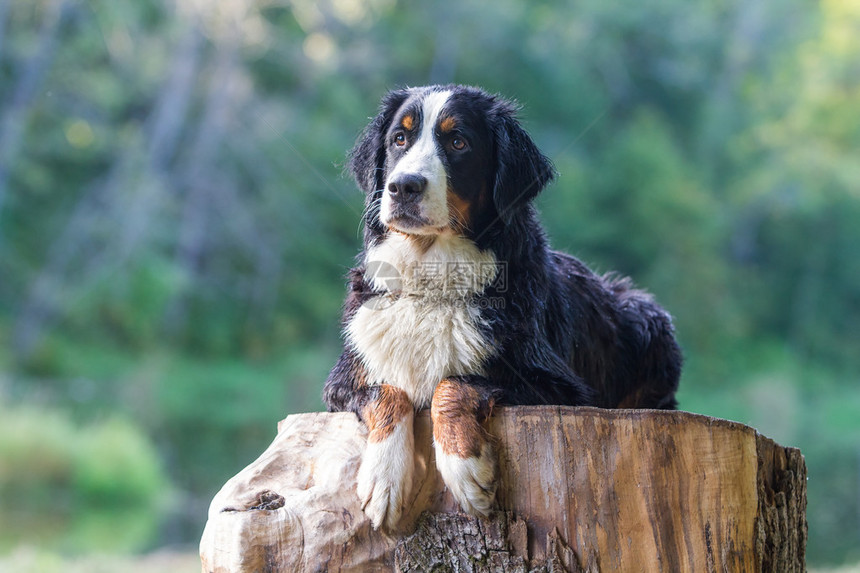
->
<box><xmin>431</xmin><ymin>377</ymin><xmax>498</xmax><ymax>516</ymax></box>
<box><xmin>356</xmin><ymin>384</ymin><xmax>415</xmax><ymax>530</ymax></box>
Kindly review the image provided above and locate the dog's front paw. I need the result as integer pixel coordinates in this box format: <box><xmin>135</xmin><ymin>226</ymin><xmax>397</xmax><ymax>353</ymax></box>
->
<box><xmin>434</xmin><ymin>440</ymin><xmax>497</xmax><ymax>515</ymax></box>
<box><xmin>356</xmin><ymin>417</ymin><xmax>414</xmax><ymax>530</ymax></box>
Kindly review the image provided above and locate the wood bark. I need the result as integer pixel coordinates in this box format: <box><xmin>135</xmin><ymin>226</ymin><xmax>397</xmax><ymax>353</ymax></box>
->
<box><xmin>199</xmin><ymin>406</ymin><xmax>806</xmax><ymax>572</ymax></box>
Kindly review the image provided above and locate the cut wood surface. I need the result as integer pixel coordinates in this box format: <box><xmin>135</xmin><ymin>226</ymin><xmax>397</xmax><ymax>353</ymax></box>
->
<box><xmin>199</xmin><ymin>406</ymin><xmax>807</xmax><ymax>572</ymax></box>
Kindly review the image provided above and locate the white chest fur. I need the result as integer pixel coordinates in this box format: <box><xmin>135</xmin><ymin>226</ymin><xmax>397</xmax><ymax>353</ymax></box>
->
<box><xmin>346</xmin><ymin>234</ymin><xmax>498</xmax><ymax>407</ymax></box>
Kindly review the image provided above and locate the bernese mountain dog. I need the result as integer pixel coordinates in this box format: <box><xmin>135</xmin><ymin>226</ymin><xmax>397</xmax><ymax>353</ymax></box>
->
<box><xmin>324</xmin><ymin>84</ymin><xmax>682</xmax><ymax>530</ymax></box>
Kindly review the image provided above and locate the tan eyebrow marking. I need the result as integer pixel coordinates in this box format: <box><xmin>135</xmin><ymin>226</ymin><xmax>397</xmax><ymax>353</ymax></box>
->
<box><xmin>447</xmin><ymin>189</ymin><xmax>472</xmax><ymax>234</ymax></box>
<box><xmin>401</xmin><ymin>114</ymin><xmax>414</xmax><ymax>131</ymax></box>
<box><xmin>440</xmin><ymin>116</ymin><xmax>456</xmax><ymax>133</ymax></box>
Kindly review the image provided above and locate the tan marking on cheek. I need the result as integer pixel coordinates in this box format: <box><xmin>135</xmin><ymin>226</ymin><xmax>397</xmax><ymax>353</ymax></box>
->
<box><xmin>363</xmin><ymin>385</ymin><xmax>412</xmax><ymax>443</ymax></box>
<box><xmin>431</xmin><ymin>379</ymin><xmax>493</xmax><ymax>458</ymax></box>
<box><xmin>439</xmin><ymin>116</ymin><xmax>456</xmax><ymax>133</ymax></box>
<box><xmin>447</xmin><ymin>189</ymin><xmax>473</xmax><ymax>233</ymax></box>
<box><xmin>401</xmin><ymin>114</ymin><xmax>414</xmax><ymax>131</ymax></box>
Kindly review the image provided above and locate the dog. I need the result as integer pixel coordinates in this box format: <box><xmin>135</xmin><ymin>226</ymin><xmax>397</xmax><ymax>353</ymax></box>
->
<box><xmin>323</xmin><ymin>84</ymin><xmax>682</xmax><ymax>530</ymax></box>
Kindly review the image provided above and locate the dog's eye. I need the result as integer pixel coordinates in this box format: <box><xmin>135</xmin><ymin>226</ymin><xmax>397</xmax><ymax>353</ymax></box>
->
<box><xmin>394</xmin><ymin>132</ymin><xmax>406</xmax><ymax>146</ymax></box>
<box><xmin>451</xmin><ymin>137</ymin><xmax>467</xmax><ymax>151</ymax></box>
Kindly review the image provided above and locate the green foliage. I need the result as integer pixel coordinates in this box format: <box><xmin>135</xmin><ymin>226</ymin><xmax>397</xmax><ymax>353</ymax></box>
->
<box><xmin>0</xmin><ymin>548</ymin><xmax>199</xmax><ymax>573</ymax></box>
<box><xmin>0</xmin><ymin>405</ymin><xmax>77</xmax><ymax>506</ymax></box>
<box><xmin>72</xmin><ymin>418</ymin><xmax>167</xmax><ymax>507</ymax></box>
<box><xmin>0</xmin><ymin>402</ymin><xmax>167</xmax><ymax>552</ymax></box>
<box><xmin>150</xmin><ymin>347</ymin><xmax>330</xmax><ymax>492</ymax></box>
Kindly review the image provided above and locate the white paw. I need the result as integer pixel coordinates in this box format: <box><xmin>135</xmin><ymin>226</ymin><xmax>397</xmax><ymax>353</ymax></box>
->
<box><xmin>434</xmin><ymin>440</ymin><xmax>497</xmax><ymax>515</ymax></box>
<box><xmin>356</xmin><ymin>415</ymin><xmax>414</xmax><ymax>530</ymax></box>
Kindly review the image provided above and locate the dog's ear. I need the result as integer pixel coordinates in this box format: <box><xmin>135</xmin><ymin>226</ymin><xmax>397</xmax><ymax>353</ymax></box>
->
<box><xmin>491</xmin><ymin>104</ymin><xmax>556</xmax><ymax>224</ymax></box>
<box><xmin>348</xmin><ymin>89</ymin><xmax>411</xmax><ymax>194</ymax></box>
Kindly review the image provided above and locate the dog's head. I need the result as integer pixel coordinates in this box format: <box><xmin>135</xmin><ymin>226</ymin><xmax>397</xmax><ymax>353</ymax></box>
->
<box><xmin>348</xmin><ymin>85</ymin><xmax>555</xmax><ymax>241</ymax></box>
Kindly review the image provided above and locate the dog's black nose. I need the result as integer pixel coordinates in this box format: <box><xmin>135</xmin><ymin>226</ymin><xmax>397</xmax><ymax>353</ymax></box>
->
<box><xmin>387</xmin><ymin>174</ymin><xmax>427</xmax><ymax>200</ymax></box>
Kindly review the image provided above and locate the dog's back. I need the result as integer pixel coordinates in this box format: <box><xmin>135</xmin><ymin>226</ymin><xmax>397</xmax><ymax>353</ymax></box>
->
<box><xmin>550</xmin><ymin>251</ymin><xmax>681</xmax><ymax>409</ymax></box>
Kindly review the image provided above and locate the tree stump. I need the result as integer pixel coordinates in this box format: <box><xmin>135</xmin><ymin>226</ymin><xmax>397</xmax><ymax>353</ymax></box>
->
<box><xmin>199</xmin><ymin>406</ymin><xmax>807</xmax><ymax>572</ymax></box>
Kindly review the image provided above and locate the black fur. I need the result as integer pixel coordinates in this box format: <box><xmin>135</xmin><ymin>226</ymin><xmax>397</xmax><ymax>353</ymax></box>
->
<box><xmin>490</xmin><ymin>104</ymin><xmax>556</xmax><ymax>226</ymax></box>
<box><xmin>325</xmin><ymin>85</ymin><xmax>681</xmax><ymax>416</ymax></box>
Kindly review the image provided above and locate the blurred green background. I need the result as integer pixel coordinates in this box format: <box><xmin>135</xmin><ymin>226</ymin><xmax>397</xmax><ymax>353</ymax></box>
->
<box><xmin>0</xmin><ymin>0</ymin><xmax>858</xmax><ymax>569</ymax></box>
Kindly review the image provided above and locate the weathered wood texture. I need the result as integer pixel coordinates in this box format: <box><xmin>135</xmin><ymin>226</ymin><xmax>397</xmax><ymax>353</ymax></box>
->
<box><xmin>199</xmin><ymin>406</ymin><xmax>807</xmax><ymax>572</ymax></box>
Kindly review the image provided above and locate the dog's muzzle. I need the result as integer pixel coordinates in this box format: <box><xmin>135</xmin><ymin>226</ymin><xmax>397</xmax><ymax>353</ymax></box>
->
<box><xmin>384</xmin><ymin>173</ymin><xmax>434</xmax><ymax>229</ymax></box>
<box><xmin>387</xmin><ymin>174</ymin><xmax>427</xmax><ymax>204</ymax></box>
